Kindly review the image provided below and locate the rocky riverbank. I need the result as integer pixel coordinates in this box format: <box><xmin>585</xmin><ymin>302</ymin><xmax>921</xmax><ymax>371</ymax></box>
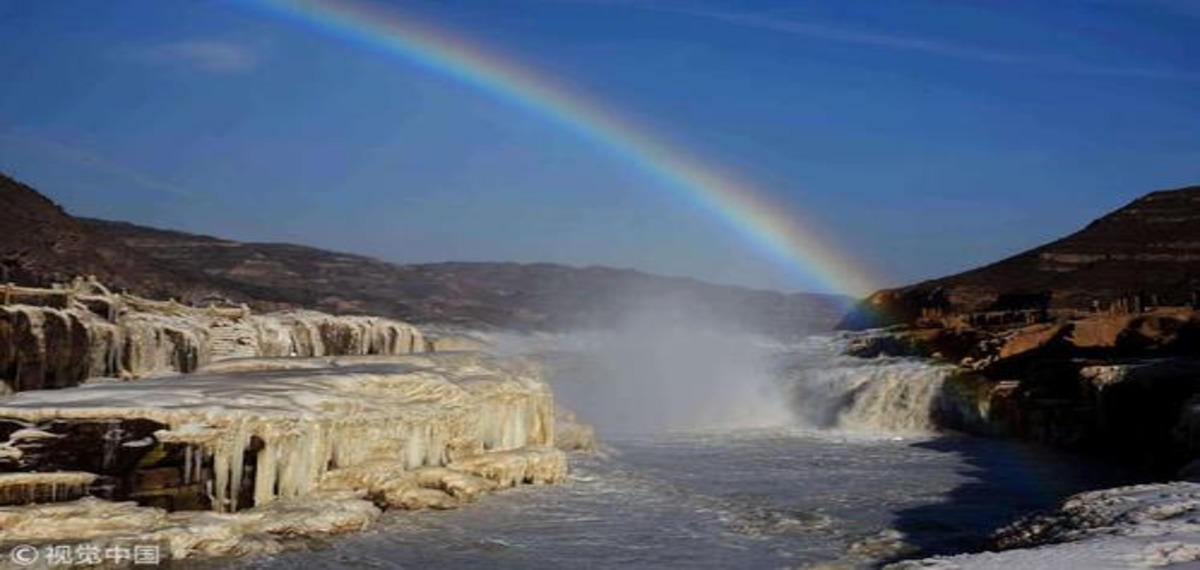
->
<box><xmin>846</xmin><ymin>308</ymin><xmax>1200</xmax><ymax>477</ymax></box>
<box><xmin>837</xmin><ymin>183</ymin><xmax>1200</xmax><ymax>474</ymax></box>
<box><xmin>842</xmin><ymin>308</ymin><xmax>1200</xmax><ymax>567</ymax></box>
<box><xmin>890</xmin><ymin>482</ymin><xmax>1200</xmax><ymax>568</ymax></box>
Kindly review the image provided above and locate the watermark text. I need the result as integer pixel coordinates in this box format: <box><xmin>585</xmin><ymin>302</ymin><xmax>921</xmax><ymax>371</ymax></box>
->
<box><xmin>7</xmin><ymin>543</ymin><xmax>161</xmax><ymax>566</ymax></box>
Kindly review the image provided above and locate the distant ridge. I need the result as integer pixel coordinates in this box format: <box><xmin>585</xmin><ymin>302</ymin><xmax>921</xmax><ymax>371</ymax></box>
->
<box><xmin>84</xmin><ymin>219</ymin><xmax>849</xmax><ymax>334</ymax></box>
<box><xmin>0</xmin><ymin>173</ymin><xmax>218</xmax><ymax>298</ymax></box>
<box><xmin>0</xmin><ymin>172</ymin><xmax>847</xmax><ymax>333</ymax></box>
<box><xmin>844</xmin><ymin>183</ymin><xmax>1200</xmax><ymax>328</ymax></box>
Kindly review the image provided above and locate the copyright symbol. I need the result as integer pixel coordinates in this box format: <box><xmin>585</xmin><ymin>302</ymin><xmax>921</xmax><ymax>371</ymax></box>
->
<box><xmin>8</xmin><ymin>544</ymin><xmax>38</xmax><ymax>566</ymax></box>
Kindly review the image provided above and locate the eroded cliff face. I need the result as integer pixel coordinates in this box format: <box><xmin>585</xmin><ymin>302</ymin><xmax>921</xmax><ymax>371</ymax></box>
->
<box><xmin>0</xmin><ymin>353</ymin><xmax>568</xmax><ymax>561</ymax></box>
<box><xmin>0</xmin><ymin>285</ymin><xmax>426</xmax><ymax>393</ymax></box>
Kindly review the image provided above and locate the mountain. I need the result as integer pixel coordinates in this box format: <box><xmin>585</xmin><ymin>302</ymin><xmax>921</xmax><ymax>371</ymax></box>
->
<box><xmin>83</xmin><ymin>219</ymin><xmax>848</xmax><ymax>333</ymax></box>
<box><xmin>0</xmin><ymin>173</ymin><xmax>223</xmax><ymax>298</ymax></box>
<box><xmin>0</xmin><ymin>173</ymin><xmax>847</xmax><ymax>333</ymax></box>
<box><xmin>844</xmin><ymin>184</ymin><xmax>1200</xmax><ymax>328</ymax></box>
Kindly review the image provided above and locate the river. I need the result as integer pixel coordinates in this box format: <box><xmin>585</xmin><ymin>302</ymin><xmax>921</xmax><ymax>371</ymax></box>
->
<box><xmin>236</xmin><ymin>333</ymin><xmax>1137</xmax><ymax>569</ymax></box>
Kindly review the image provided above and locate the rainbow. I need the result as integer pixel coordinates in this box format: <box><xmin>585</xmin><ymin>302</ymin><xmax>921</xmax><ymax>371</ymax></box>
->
<box><xmin>239</xmin><ymin>0</ymin><xmax>877</xmax><ymax>296</ymax></box>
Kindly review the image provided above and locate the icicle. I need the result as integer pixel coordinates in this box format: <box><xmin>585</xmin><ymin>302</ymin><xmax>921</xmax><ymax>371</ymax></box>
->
<box><xmin>184</xmin><ymin>444</ymin><xmax>193</xmax><ymax>485</ymax></box>
<box><xmin>101</xmin><ymin>420</ymin><xmax>125</xmax><ymax>471</ymax></box>
<box><xmin>225</xmin><ymin>422</ymin><xmax>249</xmax><ymax>511</ymax></box>
<box><xmin>212</xmin><ymin>449</ymin><xmax>230</xmax><ymax>512</ymax></box>
<box><xmin>253</xmin><ymin>440</ymin><xmax>277</xmax><ymax>507</ymax></box>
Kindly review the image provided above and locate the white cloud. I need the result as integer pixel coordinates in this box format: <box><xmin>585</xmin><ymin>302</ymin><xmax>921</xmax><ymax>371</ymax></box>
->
<box><xmin>128</xmin><ymin>40</ymin><xmax>262</xmax><ymax>74</ymax></box>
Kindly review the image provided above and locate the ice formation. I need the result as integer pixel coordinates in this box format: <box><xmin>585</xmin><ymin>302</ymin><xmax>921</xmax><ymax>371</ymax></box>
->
<box><xmin>889</xmin><ymin>483</ymin><xmax>1200</xmax><ymax>569</ymax></box>
<box><xmin>0</xmin><ymin>284</ymin><xmax>426</xmax><ymax>392</ymax></box>
<box><xmin>0</xmin><ymin>493</ymin><xmax>381</xmax><ymax>560</ymax></box>
<box><xmin>0</xmin><ymin>353</ymin><xmax>558</xmax><ymax>509</ymax></box>
<box><xmin>0</xmin><ymin>351</ymin><xmax>569</xmax><ymax>561</ymax></box>
<box><xmin>0</xmin><ymin>282</ymin><xmax>583</xmax><ymax>562</ymax></box>
<box><xmin>0</xmin><ymin>472</ymin><xmax>96</xmax><ymax>505</ymax></box>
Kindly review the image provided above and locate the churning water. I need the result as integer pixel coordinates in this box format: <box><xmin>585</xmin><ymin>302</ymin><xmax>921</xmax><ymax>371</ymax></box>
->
<box><xmin>236</xmin><ymin>334</ymin><xmax>1136</xmax><ymax>569</ymax></box>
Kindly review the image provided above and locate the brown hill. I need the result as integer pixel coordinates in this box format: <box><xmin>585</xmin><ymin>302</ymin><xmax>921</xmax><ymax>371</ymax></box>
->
<box><xmin>83</xmin><ymin>218</ymin><xmax>848</xmax><ymax>334</ymax></box>
<box><xmin>844</xmin><ymin>184</ymin><xmax>1200</xmax><ymax>328</ymax></box>
<box><xmin>0</xmin><ymin>172</ymin><xmax>846</xmax><ymax>333</ymax></box>
<box><xmin>0</xmin><ymin>173</ymin><xmax>220</xmax><ymax>299</ymax></box>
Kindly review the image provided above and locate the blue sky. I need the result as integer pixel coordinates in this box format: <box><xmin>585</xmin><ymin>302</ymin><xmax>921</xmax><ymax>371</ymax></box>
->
<box><xmin>0</xmin><ymin>0</ymin><xmax>1197</xmax><ymax>294</ymax></box>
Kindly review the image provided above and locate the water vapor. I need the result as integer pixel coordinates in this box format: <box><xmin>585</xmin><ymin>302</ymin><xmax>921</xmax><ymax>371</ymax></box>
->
<box><xmin>486</xmin><ymin>297</ymin><xmax>796</xmax><ymax>435</ymax></box>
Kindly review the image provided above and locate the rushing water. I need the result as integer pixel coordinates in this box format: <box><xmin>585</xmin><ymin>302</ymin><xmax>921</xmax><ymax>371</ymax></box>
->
<box><xmin>235</xmin><ymin>333</ymin><xmax>1137</xmax><ymax>569</ymax></box>
<box><xmin>239</xmin><ymin>430</ymin><xmax>1133</xmax><ymax>569</ymax></box>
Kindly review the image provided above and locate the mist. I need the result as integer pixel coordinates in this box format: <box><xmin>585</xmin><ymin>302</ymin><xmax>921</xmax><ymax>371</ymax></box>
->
<box><xmin>485</xmin><ymin>298</ymin><xmax>797</xmax><ymax>435</ymax></box>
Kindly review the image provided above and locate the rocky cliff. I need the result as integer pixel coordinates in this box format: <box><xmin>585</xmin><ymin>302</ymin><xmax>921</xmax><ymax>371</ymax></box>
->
<box><xmin>843</xmin><ymin>304</ymin><xmax>1200</xmax><ymax>476</ymax></box>
<box><xmin>844</xmin><ymin>184</ymin><xmax>1200</xmax><ymax>329</ymax></box>
<box><xmin>836</xmin><ymin>181</ymin><xmax>1200</xmax><ymax>476</ymax></box>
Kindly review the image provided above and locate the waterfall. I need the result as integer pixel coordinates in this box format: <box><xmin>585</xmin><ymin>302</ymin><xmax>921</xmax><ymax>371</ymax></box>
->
<box><xmin>476</xmin><ymin>328</ymin><xmax>948</xmax><ymax>436</ymax></box>
<box><xmin>779</xmin><ymin>334</ymin><xmax>953</xmax><ymax>434</ymax></box>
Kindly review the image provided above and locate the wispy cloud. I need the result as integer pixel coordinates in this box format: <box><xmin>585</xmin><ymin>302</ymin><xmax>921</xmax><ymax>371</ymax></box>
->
<box><xmin>0</xmin><ymin>133</ymin><xmax>198</xmax><ymax>199</ymax></box>
<box><xmin>125</xmin><ymin>40</ymin><xmax>263</xmax><ymax>74</ymax></box>
<box><xmin>1107</xmin><ymin>0</ymin><xmax>1200</xmax><ymax>20</ymax></box>
<box><xmin>565</xmin><ymin>1</ymin><xmax>1198</xmax><ymax>82</ymax></box>
<box><xmin>692</xmin><ymin>9</ymin><xmax>1199</xmax><ymax>81</ymax></box>
<box><xmin>699</xmin><ymin>10</ymin><xmax>1020</xmax><ymax>61</ymax></box>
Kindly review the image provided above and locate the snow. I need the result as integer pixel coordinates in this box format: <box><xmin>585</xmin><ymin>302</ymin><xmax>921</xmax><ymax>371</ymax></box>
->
<box><xmin>889</xmin><ymin>482</ymin><xmax>1200</xmax><ymax>569</ymax></box>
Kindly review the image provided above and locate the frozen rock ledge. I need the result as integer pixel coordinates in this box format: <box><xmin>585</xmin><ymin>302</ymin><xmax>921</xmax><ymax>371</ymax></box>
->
<box><xmin>0</xmin><ymin>352</ymin><xmax>568</xmax><ymax>562</ymax></box>
<box><xmin>888</xmin><ymin>482</ymin><xmax>1200</xmax><ymax>569</ymax></box>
